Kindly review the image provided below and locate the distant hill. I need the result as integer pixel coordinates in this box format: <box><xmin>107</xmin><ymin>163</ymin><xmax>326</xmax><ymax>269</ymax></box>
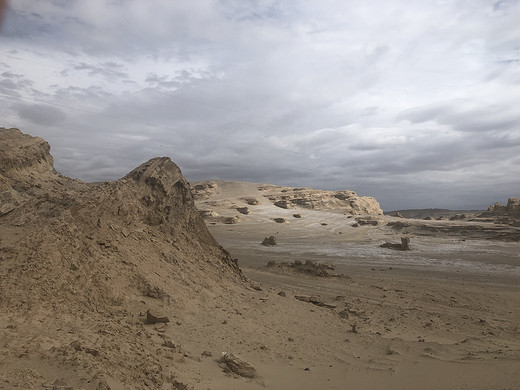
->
<box><xmin>384</xmin><ymin>208</ymin><xmax>484</xmax><ymax>219</ymax></box>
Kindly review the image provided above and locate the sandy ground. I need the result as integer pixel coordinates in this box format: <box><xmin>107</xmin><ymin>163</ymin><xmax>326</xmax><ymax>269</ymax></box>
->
<box><xmin>193</xmin><ymin>180</ymin><xmax>520</xmax><ymax>389</ymax></box>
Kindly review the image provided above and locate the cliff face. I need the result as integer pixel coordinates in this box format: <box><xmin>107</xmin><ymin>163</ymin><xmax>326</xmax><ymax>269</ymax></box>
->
<box><xmin>0</xmin><ymin>128</ymin><xmax>242</xmax><ymax>388</ymax></box>
<box><xmin>261</xmin><ymin>186</ymin><xmax>383</xmax><ymax>215</ymax></box>
<box><xmin>0</xmin><ymin>128</ymin><xmax>55</xmax><ymax>178</ymax></box>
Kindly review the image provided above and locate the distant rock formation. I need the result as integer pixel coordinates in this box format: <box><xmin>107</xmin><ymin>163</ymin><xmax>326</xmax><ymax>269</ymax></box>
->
<box><xmin>263</xmin><ymin>186</ymin><xmax>383</xmax><ymax>215</ymax></box>
<box><xmin>193</xmin><ymin>180</ymin><xmax>382</xmax><ymax>216</ymax></box>
<box><xmin>483</xmin><ymin>198</ymin><xmax>520</xmax><ymax>217</ymax></box>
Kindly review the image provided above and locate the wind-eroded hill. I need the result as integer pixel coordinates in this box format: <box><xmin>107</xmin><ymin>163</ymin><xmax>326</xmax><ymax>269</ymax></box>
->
<box><xmin>0</xmin><ymin>128</ymin><xmax>246</xmax><ymax>388</ymax></box>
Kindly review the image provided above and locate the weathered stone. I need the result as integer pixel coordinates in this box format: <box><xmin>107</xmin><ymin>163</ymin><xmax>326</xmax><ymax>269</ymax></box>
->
<box><xmin>219</xmin><ymin>352</ymin><xmax>257</xmax><ymax>378</ymax></box>
<box><xmin>146</xmin><ymin>309</ymin><xmax>170</xmax><ymax>324</ymax></box>
<box><xmin>380</xmin><ymin>237</ymin><xmax>410</xmax><ymax>251</ymax></box>
<box><xmin>223</xmin><ymin>216</ymin><xmax>240</xmax><ymax>224</ymax></box>
<box><xmin>261</xmin><ymin>236</ymin><xmax>277</xmax><ymax>246</ymax></box>
<box><xmin>236</xmin><ymin>207</ymin><xmax>249</xmax><ymax>215</ymax></box>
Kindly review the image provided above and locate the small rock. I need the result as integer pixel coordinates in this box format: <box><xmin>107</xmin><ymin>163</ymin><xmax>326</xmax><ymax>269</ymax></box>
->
<box><xmin>223</xmin><ymin>216</ymin><xmax>240</xmax><ymax>224</ymax></box>
<box><xmin>163</xmin><ymin>339</ymin><xmax>176</xmax><ymax>349</ymax></box>
<box><xmin>261</xmin><ymin>236</ymin><xmax>277</xmax><ymax>246</ymax></box>
<box><xmin>84</xmin><ymin>347</ymin><xmax>99</xmax><ymax>357</ymax></box>
<box><xmin>277</xmin><ymin>291</ymin><xmax>286</xmax><ymax>297</ymax></box>
<box><xmin>202</xmin><ymin>350</ymin><xmax>212</xmax><ymax>357</ymax></box>
<box><xmin>219</xmin><ymin>352</ymin><xmax>257</xmax><ymax>378</ymax></box>
<box><xmin>236</xmin><ymin>207</ymin><xmax>249</xmax><ymax>215</ymax></box>
<box><xmin>146</xmin><ymin>309</ymin><xmax>170</xmax><ymax>324</ymax></box>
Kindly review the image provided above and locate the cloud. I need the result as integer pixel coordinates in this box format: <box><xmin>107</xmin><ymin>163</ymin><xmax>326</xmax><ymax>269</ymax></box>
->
<box><xmin>68</xmin><ymin>61</ymin><xmax>129</xmax><ymax>80</ymax></box>
<box><xmin>1</xmin><ymin>0</ymin><xmax>519</xmax><ymax>210</ymax></box>
<box><xmin>14</xmin><ymin>103</ymin><xmax>66</xmax><ymax>126</ymax></box>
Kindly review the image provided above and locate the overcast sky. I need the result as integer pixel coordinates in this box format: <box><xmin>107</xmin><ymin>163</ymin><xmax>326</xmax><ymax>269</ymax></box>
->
<box><xmin>1</xmin><ymin>0</ymin><xmax>519</xmax><ymax>210</ymax></box>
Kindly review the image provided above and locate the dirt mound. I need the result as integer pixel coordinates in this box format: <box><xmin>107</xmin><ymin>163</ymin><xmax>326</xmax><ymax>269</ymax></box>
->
<box><xmin>266</xmin><ymin>259</ymin><xmax>344</xmax><ymax>278</ymax></box>
<box><xmin>0</xmin><ymin>128</ymin><xmax>244</xmax><ymax>388</ymax></box>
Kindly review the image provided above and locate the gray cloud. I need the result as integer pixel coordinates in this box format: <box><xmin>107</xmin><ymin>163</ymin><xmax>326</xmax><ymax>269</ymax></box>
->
<box><xmin>15</xmin><ymin>103</ymin><xmax>66</xmax><ymax>126</ymax></box>
<box><xmin>67</xmin><ymin>62</ymin><xmax>129</xmax><ymax>80</ymax></box>
<box><xmin>1</xmin><ymin>0</ymin><xmax>520</xmax><ymax>210</ymax></box>
<box><xmin>399</xmin><ymin>103</ymin><xmax>520</xmax><ymax>133</ymax></box>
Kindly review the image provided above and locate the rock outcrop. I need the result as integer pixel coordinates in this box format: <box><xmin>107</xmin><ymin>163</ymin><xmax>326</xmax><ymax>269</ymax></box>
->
<box><xmin>193</xmin><ymin>180</ymin><xmax>383</xmax><ymax>217</ymax></box>
<box><xmin>263</xmin><ymin>186</ymin><xmax>383</xmax><ymax>215</ymax></box>
<box><xmin>482</xmin><ymin>198</ymin><xmax>520</xmax><ymax>217</ymax></box>
<box><xmin>479</xmin><ymin>198</ymin><xmax>520</xmax><ymax>227</ymax></box>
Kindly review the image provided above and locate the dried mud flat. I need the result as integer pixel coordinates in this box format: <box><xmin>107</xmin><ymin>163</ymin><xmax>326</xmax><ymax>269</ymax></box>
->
<box><xmin>1</xmin><ymin>129</ymin><xmax>519</xmax><ymax>390</ymax></box>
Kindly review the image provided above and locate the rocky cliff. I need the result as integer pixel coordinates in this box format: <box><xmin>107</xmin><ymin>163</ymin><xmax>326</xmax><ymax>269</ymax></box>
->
<box><xmin>193</xmin><ymin>181</ymin><xmax>383</xmax><ymax>216</ymax></box>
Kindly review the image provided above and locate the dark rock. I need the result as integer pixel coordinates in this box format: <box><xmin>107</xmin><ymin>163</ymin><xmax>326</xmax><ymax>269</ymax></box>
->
<box><xmin>223</xmin><ymin>216</ymin><xmax>240</xmax><ymax>224</ymax></box>
<box><xmin>236</xmin><ymin>207</ymin><xmax>249</xmax><ymax>215</ymax></box>
<box><xmin>146</xmin><ymin>309</ymin><xmax>170</xmax><ymax>324</ymax></box>
<box><xmin>261</xmin><ymin>236</ymin><xmax>277</xmax><ymax>246</ymax></box>
<box><xmin>380</xmin><ymin>237</ymin><xmax>410</xmax><ymax>251</ymax></box>
<box><xmin>241</xmin><ymin>197</ymin><xmax>260</xmax><ymax>205</ymax></box>
<box><xmin>355</xmin><ymin>217</ymin><xmax>378</xmax><ymax>226</ymax></box>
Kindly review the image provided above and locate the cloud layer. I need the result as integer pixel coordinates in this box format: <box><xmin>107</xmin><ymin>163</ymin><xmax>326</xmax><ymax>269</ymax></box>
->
<box><xmin>1</xmin><ymin>0</ymin><xmax>519</xmax><ymax>210</ymax></box>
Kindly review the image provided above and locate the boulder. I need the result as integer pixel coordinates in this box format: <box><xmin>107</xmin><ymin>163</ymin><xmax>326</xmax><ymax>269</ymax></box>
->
<box><xmin>219</xmin><ymin>352</ymin><xmax>257</xmax><ymax>378</ymax></box>
<box><xmin>146</xmin><ymin>310</ymin><xmax>170</xmax><ymax>324</ymax></box>
<box><xmin>236</xmin><ymin>207</ymin><xmax>249</xmax><ymax>215</ymax></box>
<box><xmin>261</xmin><ymin>236</ymin><xmax>277</xmax><ymax>246</ymax></box>
<box><xmin>380</xmin><ymin>237</ymin><xmax>410</xmax><ymax>251</ymax></box>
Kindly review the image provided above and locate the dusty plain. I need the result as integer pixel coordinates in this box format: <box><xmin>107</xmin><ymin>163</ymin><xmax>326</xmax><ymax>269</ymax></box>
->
<box><xmin>194</xmin><ymin>180</ymin><xmax>520</xmax><ymax>390</ymax></box>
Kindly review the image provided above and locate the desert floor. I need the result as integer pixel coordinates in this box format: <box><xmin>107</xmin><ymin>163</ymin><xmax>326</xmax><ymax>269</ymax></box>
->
<box><xmin>192</xmin><ymin>181</ymin><xmax>520</xmax><ymax>389</ymax></box>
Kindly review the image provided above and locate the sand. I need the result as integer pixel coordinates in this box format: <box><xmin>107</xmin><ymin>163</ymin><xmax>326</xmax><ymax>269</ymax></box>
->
<box><xmin>194</xmin><ymin>180</ymin><xmax>520</xmax><ymax>389</ymax></box>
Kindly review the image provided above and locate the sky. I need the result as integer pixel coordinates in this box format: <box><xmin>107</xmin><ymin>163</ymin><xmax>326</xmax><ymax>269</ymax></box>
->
<box><xmin>1</xmin><ymin>0</ymin><xmax>519</xmax><ymax>210</ymax></box>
